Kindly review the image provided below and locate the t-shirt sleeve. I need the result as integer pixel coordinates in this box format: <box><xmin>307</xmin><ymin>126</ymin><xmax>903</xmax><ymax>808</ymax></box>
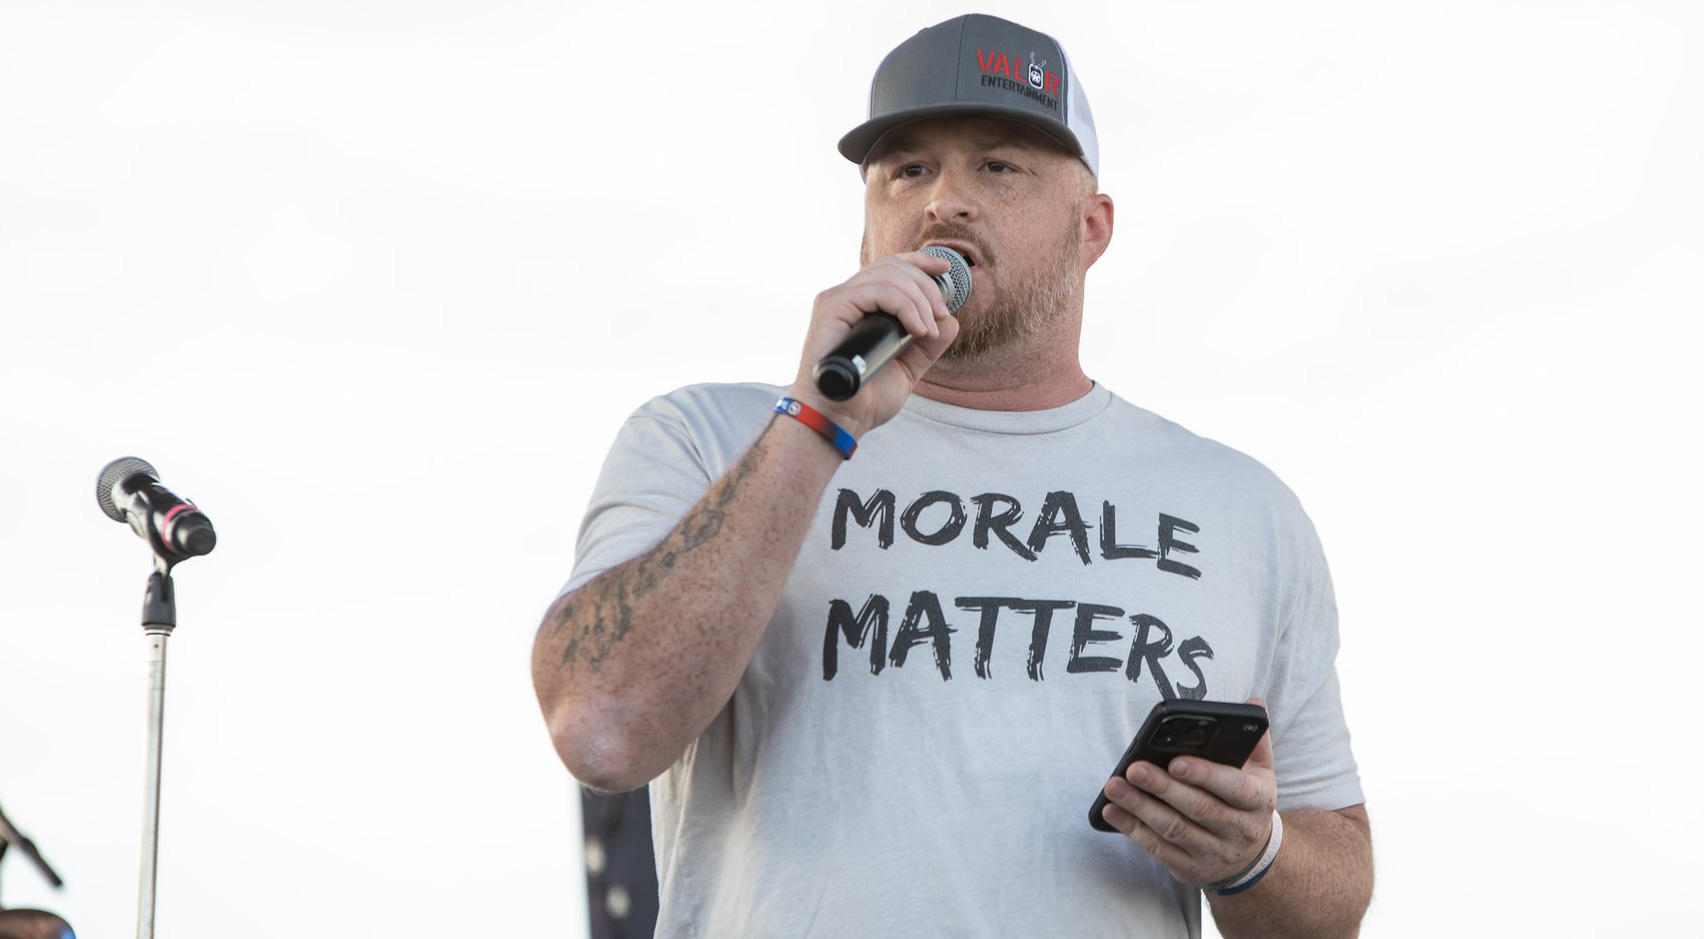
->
<box><xmin>1264</xmin><ymin>504</ymin><xmax>1365</xmax><ymax>813</ymax></box>
<box><xmin>561</xmin><ymin>385</ymin><xmax>774</xmax><ymax>597</ymax></box>
<box><xmin>561</xmin><ymin>399</ymin><xmax>718</xmax><ymax>597</ymax></box>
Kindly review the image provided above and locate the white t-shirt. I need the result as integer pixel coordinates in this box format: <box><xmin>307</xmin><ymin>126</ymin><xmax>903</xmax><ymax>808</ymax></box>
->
<box><xmin>566</xmin><ymin>381</ymin><xmax>1363</xmax><ymax>939</ymax></box>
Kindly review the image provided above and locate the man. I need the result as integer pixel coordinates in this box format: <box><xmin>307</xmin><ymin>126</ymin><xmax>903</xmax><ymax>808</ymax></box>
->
<box><xmin>533</xmin><ymin>14</ymin><xmax>1372</xmax><ymax>937</ymax></box>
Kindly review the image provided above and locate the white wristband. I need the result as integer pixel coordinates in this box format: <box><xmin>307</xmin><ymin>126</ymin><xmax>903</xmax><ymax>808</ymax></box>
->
<box><xmin>1209</xmin><ymin>810</ymin><xmax>1283</xmax><ymax>896</ymax></box>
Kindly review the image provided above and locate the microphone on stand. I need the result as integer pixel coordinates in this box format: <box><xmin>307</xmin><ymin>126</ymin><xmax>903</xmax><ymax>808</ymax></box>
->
<box><xmin>96</xmin><ymin>457</ymin><xmax>216</xmax><ymax>561</ymax></box>
<box><xmin>93</xmin><ymin>456</ymin><xmax>219</xmax><ymax>939</ymax></box>
<box><xmin>812</xmin><ymin>245</ymin><xmax>972</xmax><ymax>401</ymax></box>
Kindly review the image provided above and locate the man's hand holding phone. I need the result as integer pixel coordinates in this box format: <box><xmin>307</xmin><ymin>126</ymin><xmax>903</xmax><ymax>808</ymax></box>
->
<box><xmin>1094</xmin><ymin>697</ymin><xmax>1281</xmax><ymax>891</ymax></box>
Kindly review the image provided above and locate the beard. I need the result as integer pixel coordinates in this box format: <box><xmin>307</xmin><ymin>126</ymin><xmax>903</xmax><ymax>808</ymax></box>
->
<box><xmin>940</xmin><ymin>225</ymin><xmax>1082</xmax><ymax>362</ymax></box>
<box><xmin>859</xmin><ymin>218</ymin><xmax>1086</xmax><ymax>362</ymax></box>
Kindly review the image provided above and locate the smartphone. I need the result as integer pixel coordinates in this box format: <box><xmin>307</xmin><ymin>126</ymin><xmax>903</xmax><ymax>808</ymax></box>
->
<box><xmin>1088</xmin><ymin>699</ymin><xmax>1269</xmax><ymax>833</ymax></box>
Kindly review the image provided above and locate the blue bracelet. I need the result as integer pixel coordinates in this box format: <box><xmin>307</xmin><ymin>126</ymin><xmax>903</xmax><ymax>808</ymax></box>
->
<box><xmin>1213</xmin><ymin>858</ymin><xmax>1273</xmax><ymax>896</ymax></box>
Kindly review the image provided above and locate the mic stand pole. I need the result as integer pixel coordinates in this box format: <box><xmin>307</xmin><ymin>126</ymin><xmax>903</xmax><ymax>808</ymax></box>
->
<box><xmin>136</xmin><ymin>557</ymin><xmax>176</xmax><ymax>939</ymax></box>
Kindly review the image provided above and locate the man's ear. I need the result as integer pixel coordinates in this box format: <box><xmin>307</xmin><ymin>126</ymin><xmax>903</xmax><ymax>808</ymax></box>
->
<box><xmin>1082</xmin><ymin>192</ymin><xmax>1114</xmax><ymax>269</ymax></box>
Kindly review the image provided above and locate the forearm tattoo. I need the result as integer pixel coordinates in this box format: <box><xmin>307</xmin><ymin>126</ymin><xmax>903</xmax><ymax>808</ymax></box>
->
<box><xmin>549</xmin><ymin>424</ymin><xmax>772</xmax><ymax>674</ymax></box>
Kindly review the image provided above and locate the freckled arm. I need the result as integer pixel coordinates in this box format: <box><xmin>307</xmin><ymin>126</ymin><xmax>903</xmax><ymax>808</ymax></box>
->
<box><xmin>530</xmin><ymin>414</ymin><xmax>846</xmax><ymax>792</ymax></box>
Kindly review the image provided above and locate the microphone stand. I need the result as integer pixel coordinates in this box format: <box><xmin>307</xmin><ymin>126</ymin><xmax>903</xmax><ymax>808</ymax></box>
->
<box><xmin>135</xmin><ymin>557</ymin><xmax>177</xmax><ymax>939</ymax></box>
<box><xmin>95</xmin><ymin>457</ymin><xmax>215</xmax><ymax>939</ymax></box>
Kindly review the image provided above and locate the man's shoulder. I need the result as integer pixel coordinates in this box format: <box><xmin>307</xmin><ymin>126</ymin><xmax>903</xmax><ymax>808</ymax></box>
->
<box><xmin>627</xmin><ymin>381</ymin><xmax>786</xmax><ymax>435</ymax></box>
<box><xmin>638</xmin><ymin>380</ymin><xmax>786</xmax><ymax>417</ymax></box>
<box><xmin>1099</xmin><ymin>390</ymin><xmax>1272</xmax><ymax>465</ymax></box>
<box><xmin>1098</xmin><ymin>389</ymin><xmax>1307</xmax><ymax>510</ymax></box>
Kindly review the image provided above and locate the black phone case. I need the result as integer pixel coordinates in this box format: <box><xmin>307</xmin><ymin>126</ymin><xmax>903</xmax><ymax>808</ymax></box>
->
<box><xmin>1088</xmin><ymin>699</ymin><xmax>1270</xmax><ymax>833</ymax></box>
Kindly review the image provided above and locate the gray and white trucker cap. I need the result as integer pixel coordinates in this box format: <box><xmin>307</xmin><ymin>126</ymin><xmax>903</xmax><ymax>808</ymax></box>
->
<box><xmin>838</xmin><ymin>14</ymin><xmax>1099</xmax><ymax>176</ymax></box>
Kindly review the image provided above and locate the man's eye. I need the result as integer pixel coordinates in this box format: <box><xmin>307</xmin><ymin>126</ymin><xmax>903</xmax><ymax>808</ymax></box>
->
<box><xmin>986</xmin><ymin>160</ymin><xmax>1011</xmax><ymax>173</ymax></box>
<box><xmin>901</xmin><ymin>165</ymin><xmax>926</xmax><ymax>177</ymax></box>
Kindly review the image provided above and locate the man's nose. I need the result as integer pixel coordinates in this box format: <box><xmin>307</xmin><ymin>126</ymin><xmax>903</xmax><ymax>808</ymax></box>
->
<box><xmin>925</xmin><ymin>169</ymin><xmax>978</xmax><ymax>224</ymax></box>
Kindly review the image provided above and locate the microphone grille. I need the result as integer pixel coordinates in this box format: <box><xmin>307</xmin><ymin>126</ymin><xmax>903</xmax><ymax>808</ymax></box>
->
<box><xmin>921</xmin><ymin>245</ymin><xmax>973</xmax><ymax>314</ymax></box>
<box><xmin>97</xmin><ymin>456</ymin><xmax>159</xmax><ymax>521</ymax></box>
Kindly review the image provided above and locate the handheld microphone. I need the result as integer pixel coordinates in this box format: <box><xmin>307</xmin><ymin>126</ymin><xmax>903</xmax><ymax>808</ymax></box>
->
<box><xmin>96</xmin><ymin>457</ymin><xmax>217</xmax><ymax>560</ymax></box>
<box><xmin>812</xmin><ymin>245</ymin><xmax>972</xmax><ymax>401</ymax></box>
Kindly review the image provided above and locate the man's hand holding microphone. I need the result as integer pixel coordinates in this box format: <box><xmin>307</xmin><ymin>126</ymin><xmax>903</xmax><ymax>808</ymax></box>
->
<box><xmin>784</xmin><ymin>247</ymin><xmax>972</xmax><ymax>447</ymax></box>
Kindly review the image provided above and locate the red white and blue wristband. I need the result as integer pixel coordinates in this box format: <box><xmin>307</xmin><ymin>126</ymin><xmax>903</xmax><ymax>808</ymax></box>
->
<box><xmin>774</xmin><ymin>396</ymin><xmax>857</xmax><ymax>460</ymax></box>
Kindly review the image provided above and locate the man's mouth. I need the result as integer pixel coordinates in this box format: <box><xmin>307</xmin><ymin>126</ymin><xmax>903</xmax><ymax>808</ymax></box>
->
<box><xmin>925</xmin><ymin>241</ymin><xmax>979</xmax><ymax>268</ymax></box>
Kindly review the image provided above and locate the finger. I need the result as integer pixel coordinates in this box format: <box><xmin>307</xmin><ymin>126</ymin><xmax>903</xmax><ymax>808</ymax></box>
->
<box><xmin>914</xmin><ymin>311</ymin><xmax>959</xmax><ymax>357</ymax></box>
<box><xmin>854</xmin><ymin>263</ymin><xmax>944</xmax><ymax>339</ymax></box>
<box><xmin>898</xmin><ymin>248</ymin><xmax>954</xmax><ymax>283</ymax></box>
<box><xmin>1244</xmin><ymin>696</ymin><xmax>1276</xmax><ymax>774</ymax></box>
<box><xmin>1097</xmin><ymin>798</ymin><xmax>1178</xmax><ymax>864</ymax></box>
<box><xmin>1112</xmin><ymin>768</ymin><xmax>1273</xmax><ymax>885</ymax></box>
<box><xmin>882</xmin><ymin>332</ymin><xmax>956</xmax><ymax>392</ymax></box>
<box><xmin>1103</xmin><ymin>773</ymin><xmax>1213</xmax><ymax>871</ymax></box>
<box><xmin>1149</xmin><ymin>746</ymin><xmax>1276</xmax><ymax>870</ymax></box>
<box><xmin>889</xmin><ymin>251</ymin><xmax>958</xmax><ymax>325</ymax></box>
<box><xmin>1123</xmin><ymin>762</ymin><xmax>1230</xmax><ymax>848</ymax></box>
<box><xmin>1166</xmin><ymin>754</ymin><xmax>1272</xmax><ymax>814</ymax></box>
<box><xmin>829</xmin><ymin>273</ymin><xmax>938</xmax><ymax>341</ymax></box>
<box><xmin>1156</xmin><ymin>695</ymin><xmax>1276</xmax><ymax>815</ymax></box>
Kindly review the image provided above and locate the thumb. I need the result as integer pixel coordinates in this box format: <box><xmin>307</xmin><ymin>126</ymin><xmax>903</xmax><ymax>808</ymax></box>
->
<box><xmin>1244</xmin><ymin>696</ymin><xmax>1275</xmax><ymax>772</ymax></box>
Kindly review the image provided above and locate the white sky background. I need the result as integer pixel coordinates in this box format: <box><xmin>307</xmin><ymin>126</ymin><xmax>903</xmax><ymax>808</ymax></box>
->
<box><xmin>1</xmin><ymin>0</ymin><xmax>1699</xmax><ymax>936</ymax></box>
